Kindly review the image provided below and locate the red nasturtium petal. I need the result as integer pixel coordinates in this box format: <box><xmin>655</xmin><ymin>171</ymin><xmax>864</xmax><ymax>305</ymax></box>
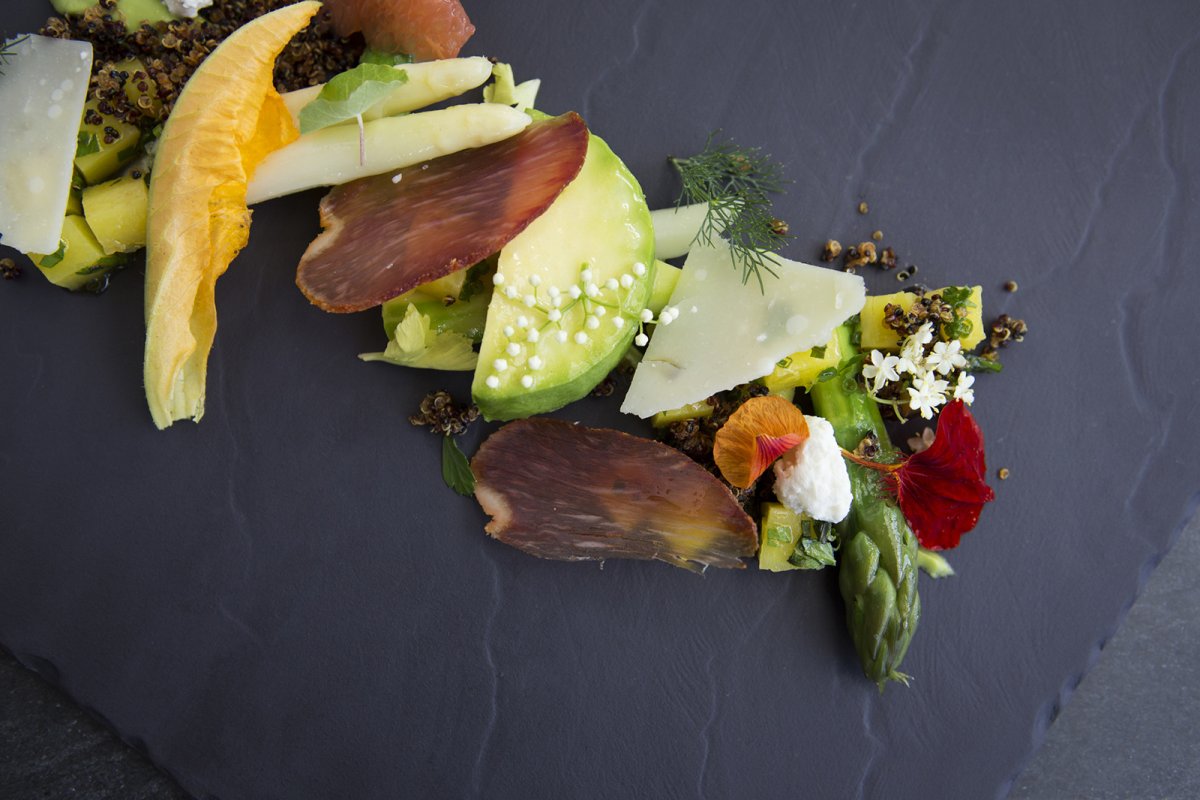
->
<box><xmin>296</xmin><ymin>112</ymin><xmax>589</xmax><ymax>313</ymax></box>
<box><xmin>472</xmin><ymin>419</ymin><xmax>759</xmax><ymax>571</ymax></box>
<box><xmin>325</xmin><ymin>0</ymin><xmax>475</xmax><ymax>61</ymax></box>
<box><xmin>713</xmin><ymin>396</ymin><xmax>810</xmax><ymax>488</ymax></box>
<box><xmin>884</xmin><ymin>400</ymin><xmax>995</xmax><ymax>550</ymax></box>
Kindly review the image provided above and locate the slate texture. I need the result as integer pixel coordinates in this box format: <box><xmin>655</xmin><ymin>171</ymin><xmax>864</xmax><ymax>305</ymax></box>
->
<box><xmin>2</xmin><ymin>1</ymin><xmax>1199</xmax><ymax>799</ymax></box>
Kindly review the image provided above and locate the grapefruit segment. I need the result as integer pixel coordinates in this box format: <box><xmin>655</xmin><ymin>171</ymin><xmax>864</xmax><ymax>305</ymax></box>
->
<box><xmin>326</xmin><ymin>0</ymin><xmax>475</xmax><ymax>61</ymax></box>
<box><xmin>143</xmin><ymin>1</ymin><xmax>321</xmax><ymax>429</ymax></box>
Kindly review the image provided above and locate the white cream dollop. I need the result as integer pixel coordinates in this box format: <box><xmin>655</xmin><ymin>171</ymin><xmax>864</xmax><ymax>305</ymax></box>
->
<box><xmin>163</xmin><ymin>0</ymin><xmax>214</xmax><ymax>19</ymax></box>
<box><xmin>773</xmin><ymin>415</ymin><xmax>852</xmax><ymax>524</ymax></box>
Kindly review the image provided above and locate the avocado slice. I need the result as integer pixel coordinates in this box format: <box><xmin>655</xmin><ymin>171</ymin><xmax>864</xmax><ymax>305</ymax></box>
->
<box><xmin>471</xmin><ymin>131</ymin><xmax>655</xmax><ymax>420</ymax></box>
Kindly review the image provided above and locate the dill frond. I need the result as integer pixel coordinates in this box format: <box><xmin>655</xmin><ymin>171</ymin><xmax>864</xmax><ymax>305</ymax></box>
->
<box><xmin>0</xmin><ymin>35</ymin><xmax>30</xmax><ymax>75</ymax></box>
<box><xmin>669</xmin><ymin>133</ymin><xmax>790</xmax><ymax>291</ymax></box>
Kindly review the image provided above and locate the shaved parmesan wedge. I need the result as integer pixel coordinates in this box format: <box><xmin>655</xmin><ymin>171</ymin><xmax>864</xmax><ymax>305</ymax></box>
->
<box><xmin>621</xmin><ymin>241</ymin><xmax>865</xmax><ymax>418</ymax></box>
<box><xmin>0</xmin><ymin>35</ymin><xmax>92</xmax><ymax>254</ymax></box>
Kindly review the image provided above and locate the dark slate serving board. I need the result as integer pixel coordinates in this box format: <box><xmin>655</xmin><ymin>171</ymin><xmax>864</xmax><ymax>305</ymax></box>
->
<box><xmin>3</xmin><ymin>1</ymin><xmax>1199</xmax><ymax>798</ymax></box>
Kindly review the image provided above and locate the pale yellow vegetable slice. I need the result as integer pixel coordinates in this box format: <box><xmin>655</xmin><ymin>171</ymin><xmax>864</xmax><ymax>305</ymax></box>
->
<box><xmin>144</xmin><ymin>1</ymin><xmax>320</xmax><ymax>429</ymax></box>
<box><xmin>279</xmin><ymin>56</ymin><xmax>493</xmax><ymax>125</ymax></box>
<box><xmin>245</xmin><ymin>103</ymin><xmax>532</xmax><ymax>205</ymax></box>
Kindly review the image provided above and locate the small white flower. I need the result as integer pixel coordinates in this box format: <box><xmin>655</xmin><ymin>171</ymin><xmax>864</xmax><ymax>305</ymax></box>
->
<box><xmin>485</xmin><ymin>375</ymin><xmax>500</xmax><ymax>389</ymax></box>
<box><xmin>634</xmin><ymin>333</ymin><xmax>649</xmax><ymax>347</ymax></box>
<box><xmin>574</xmin><ymin>331</ymin><xmax>589</xmax><ymax>345</ymax></box>
<box><xmin>552</xmin><ymin>295</ymin><xmax>564</xmax><ymax>308</ymax></box>
<box><xmin>504</xmin><ymin>285</ymin><xmax>519</xmax><ymax>299</ymax></box>
<box><xmin>502</xmin><ymin>325</ymin><xmax>515</xmax><ymax>338</ymax></box>
<box><xmin>953</xmin><ymin>372</ymin><xmax>976</xmax><ymax>405</ymax></box>
<box><xmin>493</xmin><ymin>358</ymin><xmax>508</xmax><ymax>372</ymax></box>
<box><xmin>506</xmin><ymin>342</ymin><xmax>521</xmax><ymax>357</ymax></box>
<box><xmin>926</xmin><ymin>339</ymin><xmax>966</xmax><ymax>375</ymax></box>
<box><xmin>568</xmin><ymin>285</ymin><xmax>582</xmax><ymax>299</ymax></box>
<box><xmin>619</xmin><ymin>274</ymin><xmax>634</xmax><ymax>289</ymax></box>
<box><xmin>585</xmin><ymin>315</ymin><xmax>600</xmax><ymax>330</ymax></box>
<box><xmin>548</xmin><ymin>309</ymin><xmax>562</xmax><ymax>322</ymax></box>
<box><xmin>521</xmin><ymin>375</ymin><xmax>534</xmax><ymax>389</ymax></box>
<box><xmin>585</xmin><ymin>282</ymin><xmax>600</xmax><ymax>298</ymax></box>
<box><xmin>639</xmin><ymin>308</ymin><xmax>654</xmax><ymax>323</ymax></box>
<box><xmin>907</xmin><ymin>371</ymin><xmax>949</xmax><ymax>420</ymax></box>
<box><xmin>897</xmin><ymin>337</ymin><xmax>926</xmax><ymax>377</ymax></box>
<box><xmin>581</xmin><ymin>267</ymin><xmax>593</xmax><ymax>283</ymax></box>
<box><xmin>523</xmin><ymin>294</ymin><xmax>537</xmax><ymax>307</ymax></box>
<box><xmin>910</xmin><ymin>322</ymin><xmax>935</xmax><ymax>347</ymax></box>
<box><xmin>528</xmin><ymin>275</ymin><xmax>542</xmax><ymax>287</ymax></box>
<box><xmin>605</xmin><ymin>278</ymin><xmax>619</xmax><ymax>291</ymax></box>
<box><xmin>547</xmin><ymin>285</ymin><xmax>561</xmax><ymax>299</ymax></box>
<box><xmin>594</xmin><ymin>306</ymin><xmax>606</xmax><ymax>317</ymax></box>
<box><xmin>492</xmin><ymin>273</ymin><xmax>506</xmax><ymax>286</ymax></box>
<box><xmin>516</xmin><ymin>315</ymin><xmax>529</xmax><ymax>329</ymax></box>
<box><xmin>526</xmin><ymin>329</ymin><xmax>540</xmax><ymax>343</ymax></box>
<box><xmin>556</xmin><ymin>330</ymin><xmax>568</xmax><ymax>343</ymax></box>
<box><xmin>862</xmin><ymin>350</ymin><xmax>901</xmax><ymax>393</ymax></box>
<box><xmin>612</xmin><ymin>316</ymin><xmax>625</xmax><ymax>329</ymax></box>
<box><xmin>529</xmin><ymin>355</ymin><xmax>544</xmax><ymax>370</ymax></box>
<box><xmin>632</xmin><ymin>262</ymin><xmax>646</xmax><ymax>277</ymax></box>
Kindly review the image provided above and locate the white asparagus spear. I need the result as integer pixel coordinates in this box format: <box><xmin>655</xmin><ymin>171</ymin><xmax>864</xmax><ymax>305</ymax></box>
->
<box><xmin>247</xmin><ymin>104</ymin><xmax>531</xmax><ymax>205</ymax></box>
<box><xmin>279</xmin><ymin>57</ymin><xmax>493</xmax><ymax>127</ymax></box>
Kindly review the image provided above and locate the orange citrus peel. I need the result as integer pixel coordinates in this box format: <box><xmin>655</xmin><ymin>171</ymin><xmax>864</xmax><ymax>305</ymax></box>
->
<box><xmin>143</xmin><ymin>1</ymin><xmax>320</xmax><ymax>429</ymax></box>
<box><xmin>712</xmin><ymin>395</ymin><xmax>810</xmax><ymax>488</ymax></box>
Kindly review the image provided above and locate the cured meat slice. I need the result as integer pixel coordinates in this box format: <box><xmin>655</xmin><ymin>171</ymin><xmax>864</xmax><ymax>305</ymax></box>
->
<box><xmin>296</xmin><ymin>112</ymin><xmax>589</xmax><ymax>313</ymax></box>
<box><xmin>325</xmin><ymin>0</ymin><xmax>475</xmax><ymax>61</ymax></box>
<box><xmin>472</xmin><ymin>419</ymin><xmax>759</xmax><ymax>572</ymax></box>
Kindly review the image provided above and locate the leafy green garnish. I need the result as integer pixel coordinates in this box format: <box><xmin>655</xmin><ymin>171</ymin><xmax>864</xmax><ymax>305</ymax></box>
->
<box><xmin>442</xmin><ymin>436</ymin><xmax>476</xmax><ymax>496</ymax></box>
<box><xmin>39</xmin><ymin>240</ymin><xmax>67</xmax><ymax>269</ymax></box>
<box><xmin>483</xmin><ymin>63</ymin><xmax>540</xmax><ymax>112</ymax></box>
<box><xmin>298</xmin><ymin>63</ymin><xmax>409</xmax><ymax>135</ymax></box>
<box><xmin>76</xmin><ymin>132</ymin><xmax>100</xmax><ymax>159</ymax></box>
<box><xmin>360</xmin><ymin>48</ymin><xmax>413</xmax><ymax>66</ymax></box>
<box><xmin>359</xmin><ymin>303</ymin><xmax>478</xmax><ymax>371</ymax></box>
<box><xmin>669</xmin><ymin>134</ymin><xmax>789</xmax><ymax>291</ymax></box>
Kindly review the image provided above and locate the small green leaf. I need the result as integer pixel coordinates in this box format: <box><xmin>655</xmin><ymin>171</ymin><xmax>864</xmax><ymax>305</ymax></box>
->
<box><xmin>442</xmin><ymin>436</ymin><xmax>476</xmax><ymax>497</ymax></box>
<box><xmin>360</xmin><ymin>48</ymin><xmax>412</xmax><ymax>66</ymax></box>
<box><xmin>298</xmin><ymin>63</ymin><xmax>408</xmax><ymax>135</ymax></box>
<box><xmin>75</xmin><ymin>132</ymin><xmax>100</xmax><ymax>158</ymax></box>
<box><xmin>359</xmin><ymin>303</ymin><xmax>478</xmax><ymax>371</ymax></box>
<box><xmin>39</xmin><ymin>239</ymin><xmax>67</xmax><ymax>269</ymax></box>
<box><xmin>809</xmin><ymin>345</ymin><xmax>826</xmax><ymax>359</ymax></box>
<box><xmin>964</xmin><ymin>354</ymin><xmax>1003</xmax><ymax>374</ymax></box>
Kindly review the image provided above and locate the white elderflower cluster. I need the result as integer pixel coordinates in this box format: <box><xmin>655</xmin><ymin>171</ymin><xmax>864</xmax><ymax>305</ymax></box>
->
<box><xmin>861</xmin><ymin>322</ymin><xmax>976</xmax><ymax>420</ymax></box>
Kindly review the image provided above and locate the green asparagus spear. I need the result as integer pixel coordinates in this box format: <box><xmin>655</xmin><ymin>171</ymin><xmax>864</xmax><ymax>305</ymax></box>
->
<box><xmin>809</xmin><ymin>322</ymin><xmax>921</xmax><ymax>689</ymax></box>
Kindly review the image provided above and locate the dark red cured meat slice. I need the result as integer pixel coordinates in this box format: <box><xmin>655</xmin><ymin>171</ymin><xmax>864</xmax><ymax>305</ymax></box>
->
<box><xmin>296</xmin><ymin>112</ymin><xmax>589</xmax><ymax>313</ymax></box>
<box><xmin>472</xmin><ymin>419</ymin><xmax>759</xmax><ymax>572</ymax></box>
<box><xmin>324</xmin><ymin>0</ymin><xmax>475</xmax><ymax>61</ymax></box>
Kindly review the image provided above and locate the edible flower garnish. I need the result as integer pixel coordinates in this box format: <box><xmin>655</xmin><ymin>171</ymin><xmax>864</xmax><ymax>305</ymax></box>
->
<box><xmin>843</xmin><ymin>400</ymin><xmax>995</xmax><ymax>550</ymax></box>
<box><xmin>712</xmin><ymin>395</ymin><xmax>809</xmax><ymax>488</ymax></box>
<box><xmin>867</xmin><ymin>321</ymin><xmax>973</xmax><ymax>420</ymax></box>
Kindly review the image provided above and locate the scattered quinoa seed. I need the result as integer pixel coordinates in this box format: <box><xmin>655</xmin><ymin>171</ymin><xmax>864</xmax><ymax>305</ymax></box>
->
<box><xmin>769</xmin><ymin>218</ymin><xmax>790</xmax><ymax>236</ymax></box>
<box><xmin>871</xmin><ymin>230</ymin><xmax>883</xmax><ymax>241</ymax></box>
<box><xmin>1005</xmin><ymin>280</ymin><xmax>1018</xmax><ymax>292</ymax></box>
<box><xmin>821</xmin><ymin>239</ymin><xmax>842</xmax><ymax>261</ymax></box>
<box><xmin>1</xmin><ymin>258</ymin><xmax>21</xmax><ymax>280</ymax></box>
<box><xmin>409</xmin><ymin>391</ymin><xmax>479</xmax><ymax>436</ymax></box>
<box><xmin>857</xmin><ymin>201</ymin><xmax>869</xmax><ymax>214</ymax></box>
<box><xmin>998</xmin><ymin>467</ymin><xmax>1010</xmax><ymax>480</ymax></box>
<box><xmin>879</xmin><ymin>246</ymin><xmax>897</xmax><ymax>270</ymax></box>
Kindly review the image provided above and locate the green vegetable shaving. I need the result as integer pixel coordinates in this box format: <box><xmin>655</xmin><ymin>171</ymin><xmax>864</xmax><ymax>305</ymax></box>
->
<box><xmin>442</xmin><ymin>436</ymin><xmax>476</xmax><ymax>497</ymax></box>
<box><xmin>483</xmin><ymin>63</ymin><xmax>541</xmax><ymax>113</ymax></box>
<box><xmin>75</xmin><ymin>132</ymin><xmax>100</xmax><ymax>159</ymax></box>
<box><xmin>669</xmin><ymin>134</ymin><xmax>789</xmax><ymax>290</ymax></box>
<box><xmin>298</xmin><ymin>63</ymin><xmax>409</xmax><ymax>135</ymax></box>
<box><xmin>360</xmin><ymin>303</ymin><xmax>478</xmax><ymax>371</ymax></box>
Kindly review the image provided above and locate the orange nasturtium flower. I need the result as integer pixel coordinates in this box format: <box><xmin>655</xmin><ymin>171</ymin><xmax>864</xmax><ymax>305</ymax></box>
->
<box><xmin>713</xmin><ymin>396</ymin><xmax>809</xmax><ymax>489</ymax></box>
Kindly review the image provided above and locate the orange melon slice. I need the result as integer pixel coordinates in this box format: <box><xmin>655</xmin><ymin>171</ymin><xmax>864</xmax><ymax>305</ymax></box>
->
<box><xmin>143</xmin><ymin>1</ymin><xmax>321</xmax><ymax>429</ymax></box>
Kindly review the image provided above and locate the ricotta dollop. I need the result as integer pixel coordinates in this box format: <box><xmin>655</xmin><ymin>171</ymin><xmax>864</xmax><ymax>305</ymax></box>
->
<box><xmin>773</xmin><ymin>415</ymin><xmax>852</xmax><ymax>524</ymax></box>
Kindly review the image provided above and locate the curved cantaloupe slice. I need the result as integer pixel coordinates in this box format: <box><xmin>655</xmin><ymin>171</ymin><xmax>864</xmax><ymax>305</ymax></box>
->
<box><xmin>143</xmin><ymin>1</ymin><xmax>320</xmax><ymax>429</ymax></box>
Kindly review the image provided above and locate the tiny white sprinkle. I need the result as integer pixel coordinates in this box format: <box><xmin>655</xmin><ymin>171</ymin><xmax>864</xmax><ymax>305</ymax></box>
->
<box><xmin>504</xmin><ymin>286</ymin><xmax>519</xmax><ymax>299</ymax></box>
<box><xmin>548</xmin><ymin>286</ymin><xmax>561</xmax><ymax>298</ymax></box>
<box><xmin>585</xmin><ymin>282</ymin><xmax>600</xmax><ymax>298</ymax></box>
<box><xmin>548</xmin><ymin>309</ymin><xmax>562</xmax><ymax>322</ymax></box>
<box><xmin>529</xmin><ymin>356</ymin><xmax>544</xmax><ymax>370</ymax></box>
<box><xmin>485</xmin><ymin>375</ymin><xmax>500</xmax><ymax>389</ymax></box>
<box><xmin>568</xmin><ymin>285</ymin><xmax>582</xmax><ymax>299</ymax></box>
<box><xmin>619</xmin><ymin>274</ymin><xmax>634</xmax><ymax>289</ymax></box>
<box><xmin>632</xmin><ymin>262</ymin><xmax>646</xmax><ymax>276</ymax></box>
<box><xmin>556</xmin><ymin>330</ymin><xmax>569</xmax><ymax>343</ymax></box>
<box><xmin>493</xmin><ymin>273</ymin><xmax>506</xmax><ymax>285</ymax></box>
<box><xmin>506</xmin><ymin>342</ymin><xmax>521</xmax><ymax>357</ymax></box>
<box><xmin>640</xmin><ymin>309</ymin><xmax>654</xmax><ymax>323</ymax></box>
<box><xmin>523</xmin><ymin>294</ymin><xmax>536</xmax><ymax>307</ymax></box>
<box><xmin>391</xmin><ymin>173</ymin><xmax>403</xmax><ymax>184</ymax></box>
<box><xmin>581</xmin><ymin>268</ymin><xmax>593</xmax><ymax>282</ymax></box>
<box><xmin>529</xmin><ymin>275</ymin><xmax>542</xmax><ymax>287</ymax></box>
<box><xmin>586</xmin><ymin>316</ymin><xmax>600</xmax><ymax>330</ymax></box>
<box><xmin>574</xmin><ymin>332</ymin><xmax>589</xmax><ymax>345</ymax></box>
<box><xmin>517</xmin><ymin>315</ymin><xmax>529</xmax><ymax>329</ymax></box>
<box><xmin>612</xmin><ymin>317</ymin><xmax>625</xmax><ymax>329</ymax></box>
<box><xmin>605</xmin><ymin>278</ymin><xmax>619</xmax><ymax>291</ymax></box>
<box><xmin>526</xmin><ymin>329</ymin><xmax>540</xmax><ymax>343</ymax></box>
<box><xmin>493</xmin><ymin>358</ymin><xmax>508</xmax><ymax>372</ymax></box>
<box><xmin>503</xmin><ymin>325</ymin><xmax>515</xmax><ymax>338</ymax></box>
<box><xmin>594</xmin><ymin>306</ymin><xmax>607</xmax><ymax>317</ymax></box>
<box><xmin>635</xmin><ymin>333</ymin><xmax>649</xmax><ymax>347</ymax></box>
<box><xmin>521</xmin><ymin>375</ymin><xmax>534</xmax><ymax>389</ymax></box>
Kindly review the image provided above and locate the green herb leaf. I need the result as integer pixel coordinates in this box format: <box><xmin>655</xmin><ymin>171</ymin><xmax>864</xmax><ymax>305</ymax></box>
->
<box><xmin>964</xmin><ymin>354</ymin><xmax>1003</xmax><ymax>374</ymax></box>
<box><xmin>76</xmin><ymin>132</ymin><xmax>100</xmax><ymax>159</ymax></box>
<box><xmin>669</xmin><ymin>133</ymin><xmax>790</xmax><ymax>291</ymax></box>
<box><xmin>0</xmin><ymin>35</ymin><xmax>29</xmax><ymax>76</ymax></box>
<box><xmin>359</xmin><ymin>303</ymin><xmax>478</xmax><ymax>371</ymax></box>
<box><xmin>38</xmin><ymin>240</ymin><xmax>67</xmax><ymax>269</ymax></box>
<box><xmin>298</xmin><ymin>63</ymin><xmax>409</xmax><ymax>135</ymax></box>
<box><xmin>442</xmin><ymin>436</ymin><xmax>476</xmax><ymax>496</ymax></box>
<box><xmin>360</xmin><ymin>48</ymin><xmax>413</xmax><ymax>66</ymax></box>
